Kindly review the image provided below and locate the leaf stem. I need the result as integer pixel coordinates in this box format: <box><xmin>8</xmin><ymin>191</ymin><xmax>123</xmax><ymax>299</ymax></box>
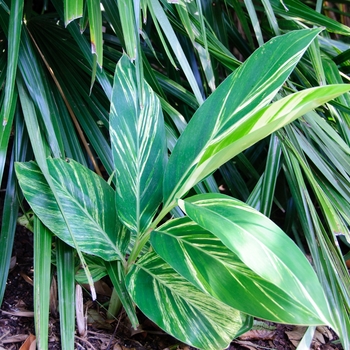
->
<box><xmin>126</xmin><ymin>202</ymin><xmax>177</xmax><ymax>268</ymax></box>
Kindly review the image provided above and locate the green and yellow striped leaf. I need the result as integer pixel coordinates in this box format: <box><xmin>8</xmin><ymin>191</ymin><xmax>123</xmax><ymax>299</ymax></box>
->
<box><xmin>190</xmin><ymin>84</ymin><xmax>350</xmax><ymax>186</ymax></box>
<box><xmin>110</xmin><ymin>55</ymin><xmax>167</xmax><ymax>235</ymax></box>
<box><xmin>151</xmin><ymin>217</ymin><xmax>328</xmax><ymax>325</ymax></box>
<box><xmin>178</xmin><ymin>193</ymin><xmax>333</xmax><ymax>327</ymax></box>
<box><xmin>87</xmin><ymin>0</ymin><xmax>103</xmax><ymax>68</ymax></box>
<box><xmin>126</xmin><ymin>251</ymin><xmax>247</xmax><ymax>350</ymax></box>
<box><xmin>64</xmin><ymin>0</ymin><xmax>83</xmax><ymax>25</ymax></box>
<box><xmin>15</xmin><ymin>159</ymin><xmax>127</xmax><ymax>261</ymax></box>
<box><xmin>163</xmin><ymin>29</ymin><xmax>322</xmax><ymax>207</ymax></box>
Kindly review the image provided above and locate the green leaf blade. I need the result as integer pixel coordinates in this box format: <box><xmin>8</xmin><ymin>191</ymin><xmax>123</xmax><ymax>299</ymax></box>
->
<box><xmin>64</xmin><ymin>0</ymin><xmax>83</xmax><ymax>25</ymax></box>
<box><xmin>110</xmin><ymin>55</ymin><xmax>167</xmax><ymax>234</ymax></box>
<box><xmin>126</xmin><ymin>251</ymin><xmax>246</xmax><ymax>350</ymax></box>
<box><xmin>1</xmin><ymin>0</ymin><xmax>23</xmax><ymax>126</ymax></box>
<box><xmin>15</xmin><ymin>159</ymin><xmax>125</xmax><ymax>261</ymax></box>
<box><xmin>271</xmin><ymin>0</ymin><xmax>350</xmax><ymax>35</ymax></box>
<box><xmin>193</xmin><ymin>85</ymin><xmax>350</xmax><ymax>183</ymax></box>
<box><xmin>151</xmin><ymin>217</ymin><xmax>327</xmax><ymax>325</ymax></box>
<box><xmin>178</xmin><ymin>193</ymin><xmax>333</xmax><ymax>327</ymax></box>
<box><xmin>163</xmin><ymin>28</ymin><xmax>322</xmax><ymax>205</ymax></box>
<box><xmin>87</xmin><ymin>0</ymin><xmax>103</xmax><ymax>68</ymax></box>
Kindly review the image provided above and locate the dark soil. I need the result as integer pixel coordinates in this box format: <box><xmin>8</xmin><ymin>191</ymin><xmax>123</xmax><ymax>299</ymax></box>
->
<box><xmin>0</xmin><ymin>220</ymin><xmax>344</xmax><ymax>350</ymax></box>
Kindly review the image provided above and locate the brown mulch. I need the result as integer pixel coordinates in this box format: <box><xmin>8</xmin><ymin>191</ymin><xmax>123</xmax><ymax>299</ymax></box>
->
<box><xmin>0</xmin><ymin>223</ymin><xmax>344</xmax><ymax>350</ymax></box>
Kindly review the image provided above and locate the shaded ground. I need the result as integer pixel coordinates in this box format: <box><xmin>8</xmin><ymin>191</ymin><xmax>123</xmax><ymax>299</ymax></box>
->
<box><xmin>0</xmin><ymin>222</ymin><xmax>344</xmax><ymax>350</ymax></box>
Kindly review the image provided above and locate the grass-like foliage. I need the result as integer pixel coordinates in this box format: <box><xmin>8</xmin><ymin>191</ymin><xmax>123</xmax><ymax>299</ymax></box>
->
<box><xmin>1</xmin><ymin>0</ymin><xmax>350</xmax><ymax>349</ymax></box>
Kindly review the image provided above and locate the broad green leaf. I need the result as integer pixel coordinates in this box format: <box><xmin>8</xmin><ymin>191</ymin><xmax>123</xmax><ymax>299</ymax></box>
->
<box><xmin>16</xmin><ymin>67</ymin><xmax>99</xmax><ymax>298</ymax></box>
<box><xmin>75</xmin><ymin>255</ymin><xmax>107</xmax><ymax>284</ymax></box>
<box><xmin>151</xmin><ymin>217</ymin><xmax>328</xmax><ymax>324</ymax></box>
<box><xmin>163</xmin><ymin>29</ymin><xmax>322</xmax><ymax>207</ymax></box>
<box><xmin>165</xmin><ymin>80</ymin><xmax>350</xmax><ymax>207</ymax></box>
<box><xmin>110</xmin><ymin>55</ymin><xmax>166</xmax><ymax>235</ymax></box>
<box><xmin>15</xmin><ymin>159</ymin><xmax>126</xmax><ymax>261</ymax></box>
<box><xmin>126</xmin><ymin>251</ymin><xmax>247</xmax><ymax>350</ymax></box>
<box><xmin>271</xmin><ymin>0</ymin><xmax>350</xmax><ymax>35</ymax></box>
<box><xmin>64</xmin><ymin>0</ymin><xmax>83</xmax><ymax>25</ymax></box>
<box><xmin>178</xmin><ymin>193</ymin><xmax>333</xmax><ymax>327</ymax></box>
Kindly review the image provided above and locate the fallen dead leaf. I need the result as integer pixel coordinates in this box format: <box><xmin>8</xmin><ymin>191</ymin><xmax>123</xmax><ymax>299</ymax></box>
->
<box><xmin>19</xmin><ymin>334</ymin><xmax>36</xmax><ymax>350</ymax></box>
<box><xmin>9</xmin><ymin>256</ymin><xmax>16</xmax><ymax>270</ymax></box>
<box><xmin>19</xmin><ymin>271</ymin><xmax>33</xmax><ymax>286</ymax></box>
<box><xmin>49</xmin><ymin>276</ymin><xmax>58</xmax><ymax>317</ymax></box>
<box><xmin>313</xmin><ymin>327</ymin><xmax>326</xmax><ymax>344</ymax></box>
<box><xmin>87</xmin><ymin>309</ymin><xmax>112</xmax><ymax>330</ymax></box>
<box><xmin>76</xmin><ymin>284</ymin><xmax>87</xmax><ymax>337</ymax></box>
<box><xmin>316</xmin><ymin>326</ymin><xmax>333</xmax><ymax>341</ymax></box>
<box><xmin>2</xmin><ymin>334</ymin><xmax>28</xmax><ymax>344</ymax></box>
<box><xmin>232</xmin><ymin>339</ymin><xmax>259</xmax><ymax>350</ymax></box>
<box><xmin>285</xmin><ymin>326</ymin><xmax>307</xmax><ymax>347</ymax></box>
<box><xmin>238</xmin><ymin>329</ymin><xmax>276</xmax><ymax>340</ymax></box>
<box><xmin>82</xmin><ymin>280</ymin><xmax>112</xmax><ymax>297</ymax></box>
<box><xmin>0</xmin><ymin>309</ymin><xmax>34</xmax><ymax>317</ymax></box>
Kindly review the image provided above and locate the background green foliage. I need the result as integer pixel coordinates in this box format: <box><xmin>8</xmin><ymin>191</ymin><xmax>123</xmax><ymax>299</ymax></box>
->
<box><xmin>1</xmin><ymin>0</ymin><xmax>350</xmax><ymax>349</ymax></box>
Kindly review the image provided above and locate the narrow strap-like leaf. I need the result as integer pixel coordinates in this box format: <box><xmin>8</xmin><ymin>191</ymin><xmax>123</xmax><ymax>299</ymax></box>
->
<box><xmin>0</xmin><ymin>0</ymin><xmax>23</xmax><ymax>185</ymax></box>
<box><xmin>106</xmin><ymin>261</ymin><xmax>138</xmax><ymax>328</ymax></box>
<box><xmin>271</xmin><ymin>0</ymin><xmax>350</xmax><ymax>35</ymax></box>
<box><xmin>87</xmin><ymin>0</ymin><xmax>103</xmax><ymax>69</ymax></box>
<box><xmin>56</xmin><ymin>239</ymin><xmax>76</xmax><ymax>349</ymax></box>
<box><xmin>63</xmin><ymin>0</ymin><xmax>83</xmax><ymax>25</ymax></box>
<box><xmin>33</xmin><ymin>217</ymin><xmax>52</xmax><ymax>350</ymax></box>
<box><xmin>148</xmin><ymin>0</ymin><xmax>204</xmax><ymax>105</ymax></box>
